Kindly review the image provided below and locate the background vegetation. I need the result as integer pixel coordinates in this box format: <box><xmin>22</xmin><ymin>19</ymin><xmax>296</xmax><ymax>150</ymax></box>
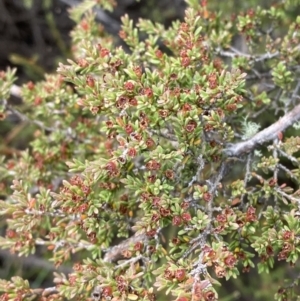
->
<box><xmin>0</xmin><ymin>0</ymin><xmax>300</xmax><ymax>300</ymax></box>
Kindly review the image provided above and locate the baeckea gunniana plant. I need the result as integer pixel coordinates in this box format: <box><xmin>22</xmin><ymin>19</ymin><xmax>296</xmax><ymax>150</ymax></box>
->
<box><xmin>0</xmin><ymin>0</ymin><xmax>300</xmax><ymax>300</ymax></box>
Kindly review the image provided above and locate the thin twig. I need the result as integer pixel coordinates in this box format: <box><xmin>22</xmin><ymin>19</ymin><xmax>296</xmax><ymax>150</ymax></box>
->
<box><xmin>7</xmin><ymin>106</ymin><xmax>54</xmax><ymax>132</ymax></box>
<box><xmin>114</xmin><ymin>254</ymin><xmax>143</xmax><ymax>269</ymax></box>
<box><xmin>277</xmin><ymin>149</ymin><xmax>299</xmax><ymax>166</ymax></box>
<box><xmin>218</xmin><ymin>47</ymin><xmax>279</xmax><ymax>62</ymax></box>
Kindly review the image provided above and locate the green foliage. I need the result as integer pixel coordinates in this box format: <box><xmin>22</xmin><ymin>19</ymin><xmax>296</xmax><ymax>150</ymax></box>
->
<box><xmin>1</xmin><ymin>0</ymin><xmax>300</xmax><ymax>300</ymax></box>
<box><xmin>0</xmin><ymin>68</ymin><xmax>17</xmax><ymax>109</ymax></box>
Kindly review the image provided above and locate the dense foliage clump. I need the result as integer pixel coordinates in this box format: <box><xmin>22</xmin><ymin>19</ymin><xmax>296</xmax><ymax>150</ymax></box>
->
<box><xmin>0</xmin><ymin>0</ymin><xmax>300</xmax><ymax>300</ymax></box>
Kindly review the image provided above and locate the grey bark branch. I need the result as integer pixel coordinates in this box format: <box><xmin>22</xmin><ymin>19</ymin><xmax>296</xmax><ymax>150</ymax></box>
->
<box><xmin>226</xmin><ymin>104</ymin><xmax>300</xmax><ymax>157</ymax></box>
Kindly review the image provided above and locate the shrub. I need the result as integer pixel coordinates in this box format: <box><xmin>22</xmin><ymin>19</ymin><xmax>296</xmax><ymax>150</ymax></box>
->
<box><xmin>0</xmin><ymin>0</ymin><xmax>300</xmax><ymax>300</ymax></box>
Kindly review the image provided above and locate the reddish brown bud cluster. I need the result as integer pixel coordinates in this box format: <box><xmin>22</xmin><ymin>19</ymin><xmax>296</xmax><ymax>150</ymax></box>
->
<box><xmin>208</xmin><ymin>73</ymin><xmax>218</xmax><ymax>89</ymax></box>
<box><xmin>181</xmin><ymin>57</ymin><xmax>191</xmax><ymax>67</ymax></box>
<box><xmin>155</xmin><ymin>50</ymin><xmax>163</xmax><ymax>59</ymax></box>
<box><xmin>80</xmin><ymin>19</ymin><xmax>89</xmax><ymax>31</ymax></box>
<box><xmin>129</xmin><ymin>97</ymin><xmax>138</xmax><ymax>106</ymax></box>
<box><xmin>151</xmin><ymin>213</ymin><xmax>159</xmax><ymax>223</ymax></box>
<box><xmin>124</xmin><ymin>81</ymin><xmax>135</xmax><ymax>91</ymax></box>
<box><xmin>27</xmin><ymin>81</ymin><xmax>35</xmax><ymax>90</ymax></box>
<box><xmin>146</xmin><ymin>137</ymin><xmax>156</xmax><ymax>149</ymax></box>
<box><xmin>164</xmin><ymin>267</ymin><xmax>174</xmax><ymax>280</ymax></box>
<box><xmin>131</xmin><ymin>132</ymin><xmax>143</xmax><ymax>141</ymax></box>
<box><xmin>79</xmin><ymin>203</ymin><xmax>88</xmax><ymax>213</ymax></box>
<box><xmin>277</xmin><ymin>250</ymin><xmax>288</xmax><ymax>261</ymax></box>
<box><xmin>116</xmin><ymin>275</ymin><xmax>128</xmax><ymax>293</ymax></box>
<box><xmin>73</xmin><ymin>262</ymin><xmax>83</xmax><ymax>272</ymax></box>
<box><xmin>174</xmin><ymin>269</ymin><xmax>186</xmax><ymax>282</ymax></box>
<box><xmin>204</xmin><ymin>291</ymin><xmax>216</xmax><ymax>301</ymax></box>
<box><xmin>99</xmin><ymin>182</ymin><xmax>116</xmax><ymax>190</ymax></box>
<box><xmin>134</xmin><ymin>241</ymin><xmax>143</xmax><ymax>251</ymax></box>
<box><xmin>106</xmin><ymin>120</ymin><xmax>114</xmax><ymax>128</ymax></box>
<box><xmin>182</xmin><ymin>212</ymin><xmax>191</xmax><ymax>222</ymax></box>
<box><xmin>245</xmin><ymin>206</ymin><xmax>256</xmax><ymax>222</ymax></box>
<box><xmin>0</xmin><ymin>112</ymin><xmax>6</xmax><ymax>120</ymax></box>
<box><xmin>125</xmin><ymin>123</ymin><xmax>134</xmax><ymax>134</ymax></box>
<box><xmin>99</xmin><ymin>47</ymin><xmax>110</xmax><ymax>58</ymax></box>
<box><xmin>147</xmin><ymin>175</ymin><xmax>156</xmax><ymax>183</ymax></box>
<box><xmin>0</xmin><ymin>71</ymin><xmax>6</xmax><ymax>79</ymax></box>
<box><xmin>133</xmin><ymin>66</ymin><xmax>142</xmax><ymax>77</ymax></box>
<box><xmin>226</xmin><ymin>103</ymin><xmax>237</xmax><ymax>112</ymax></box>
<box><xmin>282</xmin><ymin>230</ymin><xmax>293</xmax><ymax>240</ymax></box>
<box><xmin>164</xmin><ymin>267</ymin><xmax>186</xmax><ymax>282</ymax></box>
<box><xmin>159</xmin><ymin>110</ymin><xmax>169</xmax><ymax>118</ymax></box>
<box><xmin>160</xmin><ymin>207</ymin><xmax>171</xmax><ymax>217</ymax></box>
<box><xmin>185</xmin><ymin>120</ymin><xmax>197</xmax><ymax>132</ymax></box>
<box><xmin>203</xmin><ymin>245</ymin><xmax>217</xmax><ymax>263</ymax></box>
<box><xmin>86</xmin><ymin>75</ymin><xmax>95</xmax><ymax>88</ymax></box>
<box><xmin>214</xmin><ymin>265</ymin><xmax>225</xmax><ymax>278</ymax></box>
<box><xmin>181</xmin><ymin>103</ymin><xmax>192</xmax><ymax>113</ymax></box>
<box><xmin>77</xmin><ymin>58</ymin><xmax>88</xmax><ymax>68</ymax></box>
<box><xmin>143</xmin><ymin>87</ymin><xmax>153</xmax><ymax>98</ymax></box>
<box><xmin>203</xmin><ymin>192</ymin><xmax>212</xmax><ymax>202</ymax></box>
<box><xmin>216</xmin><ymin>213</ymin><xmax>227</xmax><ymax>224</ymax></box>
<box><xmin>224</xmin><ymin>254</ymin><xmax>237</xmax><ymax>268</ymax></box>
<box><xmin>146</xmin><ymin>160</ymin><xmax>161</xmax><ymax>171</ymax></box>
<box><xmin>213</xmin><ymin>58</ymin><xmax>223</xmax><ymax>71</ymax></box>
<box><xmin>70</xmin><ymin>175</ymin><xmax>82</xmax><ymax>186</ymax></box>
<box><xmin>34</xmin><ymin>96</ymin><xmax>43</xmax><ymax>106</ymax></box>
<box><xmin>0</xmin><ymin>293</ymin><xmax>9</xmax><ymax>301</ymax></box>
<box><xmin>127</xmin><ymin>147</ymin><xmax>137</xmax><ymax>157</ymax></box>
<box><xmin>172</xmin><ymin>215</ymin><xmax>182</xmax><ymax>226</ymax></box>
<box><xmin>176</xmin><ymin>297</ymin><xmax>189</xmax><ymax>301</ymax></box>
<box><xmin>165</xmin><ymin>169</ymin><xmax>175</xmax><ymax>180</ymax></box>
<box><xmin>87</xmin><ymin>232</ymin><xmax>97</xmax><ymax>243</ymax></box>
<box><xmin>68</xmin><ymin>274</ymin><xmax>77</xmax><ymax>286</ymax></box>
<box><xmin>102</xmin><ymin>286</ymin><xmax>113</xmax><ymax>298</ymax></box>
<box><xmin>268</xmin><ymin>178</ymin><xmax>277</xmax><ymax>187</ymax></box>
<box><xmin>180</xmin><ymin>23</ymin><xmax>189</xmax><ymax>32</ymax></box>
<box><xmin>110</xmin><ymin>58</ymin><xmax>123</xmax><ymax>72</ymax></box>
<box><xmin>119</xmin><ymin>30</ymin><xmax>127</xmax><ymax>39</ymax></box>
<box><xmin>140</xmin><ymin>119</ymin><xmax>148</xmax><ymax>129</ymax></box>
<box><xmin>247</xmin><ymin>8</ymin><xmax>255</xmax><ymax>18</ymax></box>
<box><xmin>6</xmin><ymin>229</ymin><xmax>17</xmax><ymax>239</ymax></box>
<box><xmin>116</xmin><ymin>95</ymin><xmax>129</xmax><ymax>109</ymax></box>
<box><xmin>172</xmin><ymin>237</ymin><xmax>180</xmax><ymax>245</ymax></box>
<box><xmin>146</xmin><ymin>229</ymin><xmax>157</xmax><ymax>238</ymax></box>
<box><xmin>105</xmin><ymin>161</ymin><xmax>119</xmax><ymax>176</ymax></box>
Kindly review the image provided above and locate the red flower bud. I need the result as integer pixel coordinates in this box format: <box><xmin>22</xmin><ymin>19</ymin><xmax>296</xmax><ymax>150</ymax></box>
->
<box><xmin>86</xmin><ymin>75</ymin><xmax>95</xmax><ymax>88</ymax></box>
<box><xmin>124</xmin><ymin>81</ymin><xmax>135</xmax><ymax>91</ymax></box>
<box><xmin>175</xmin><ymin>269</ymin><xmax>186</xmax><ymax>282</ymax></box>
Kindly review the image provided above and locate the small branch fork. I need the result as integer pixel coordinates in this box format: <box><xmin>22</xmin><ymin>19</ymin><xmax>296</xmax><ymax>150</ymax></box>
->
<box><xmin>186</xmin><ymin>104</ymin><xmax>300</xmax><ymax>292</ymax></box>
<box><xmin>226</xmin><ymin>103</ymin><xmax>300</xmax><ymax>157</ymax></box>
<box><xmin>218</xmin><ymin>47</ymin><xmax>279</xmax><ymax>62</ymax></box>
